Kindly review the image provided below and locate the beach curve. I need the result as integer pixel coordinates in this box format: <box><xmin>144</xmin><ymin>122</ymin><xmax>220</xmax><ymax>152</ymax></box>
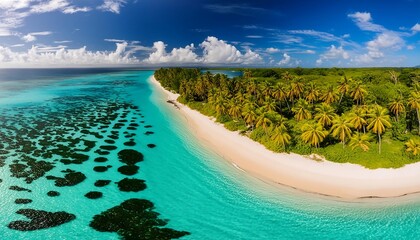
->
<box><xmin>150</xmin><ymin>75</ymin><xmax>420</xmax><ymax>199</ymax></box>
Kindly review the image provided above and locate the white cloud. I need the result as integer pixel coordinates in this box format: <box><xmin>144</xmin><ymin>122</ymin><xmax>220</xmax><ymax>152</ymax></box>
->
<box><xmin>367</xmin><ymin>32</ymin><xmax>404</xmax><ymax>50</ymax></box>
<box><xmin>62</xmin><ymin>6</ymin><xmax>91</xmax><ymax>14</ymax></box>
<box><xmin>412</xmin><ymin>23</ymin><xmax>420</xmax><ymax>32</ymax></box>
<box><xmin>200</xmin><ymin>36</ymin><xmax>262</xmax><ymax>64</ymax></box>
<box><xmin>316</xmin><ymin>45</ymin><xmax>349</xmax><ymax>65</ymax></box>
<box><xmin>246</xmin><ymin>35</ymin><xmax>263</xmax><ymax>39</ymax></box>
<box><xmin>98</xmin><ymin>0</ymin><xmax>126</xmax><ymax>14</ymax></box>
<box><xmin>30</xmin><ymin>0</ymin><xmax>70</xmax><ymax>13</ymax></box>
<box><xmin>0</xmin><ymin>0</ymin><xmax>32</xmax><ymax>10</ymax></box>
<box><xmin>145</xmin><ymin>41</ymin><xmax>199</xmax><ymax>64</ymax></box>
<box><xmin>54</xmin><ymin>40</ymin><xmax>71</xmax><ymax>44</ymax></box>
<box><xmin>266</xmin><ymin>47</ymin><xmax>280</xmax><ymax>53</ymax></box>
<box><xmin>105</xmin><ymin>38</ymin><xmax>126</xmax><ymax>43</ymax></box>
<box><xmin>407</xmin><ymin>45</ymin><xmax>415</xmax><ymax>50</ymax></box>
<box><xmin>278</xmin><ymin>53</ymin><xmax>291</xmax><ymax>65</ymax></box>
<box><xmin>0</xmin><ymin>42</ymin><xmax>139</xmax><ymax>67</ymax></box>
<box><xmin>22</xmin><ymin>31</ymin><xmax>52</xmax><ymax>42</ymax></box>
<box><xmin>348</xmin><ymin>12</ymin><xmax>385</xmax><ymax>32</ymax></box>
<box><xmin>305</xmin><ymin>50</ymin><xmax>316</xmax><ymax>54</ymax></box>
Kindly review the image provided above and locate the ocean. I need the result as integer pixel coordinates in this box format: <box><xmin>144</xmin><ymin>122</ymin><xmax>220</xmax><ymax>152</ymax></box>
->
<box><xmin>0</xmin><ymin>69</ymin><xmax>419</xmax><ymax>239</ymax></box>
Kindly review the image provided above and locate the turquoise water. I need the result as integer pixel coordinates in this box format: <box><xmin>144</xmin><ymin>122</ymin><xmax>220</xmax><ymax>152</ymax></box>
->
<box><xmin>201</xmin><ymin>70</ymin><xmax>243</xmax><ymax>78</ymax></box>
<box><xmin>0</xmin><ymin>70</ymin><xmax>420</xmax><ymax>239</ymax></box>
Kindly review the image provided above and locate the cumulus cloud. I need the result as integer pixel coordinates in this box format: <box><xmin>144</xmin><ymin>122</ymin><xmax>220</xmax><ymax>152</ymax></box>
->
<box><xmin>62</xmin><ymin>6</ymin><xmax>91</xmax><ymax>14</ymax></box>
<box><xmin>200</xmin><ymin>36</ymin><xmax>262</xmax><ymax>64</ymax></box>
<box><xmin>145</xmin><ymin>41</ymin><xmax>199</xmax><ymax>64</ymax></box>
<box><xmin>0</xmin><ymin>0</ymin><xmax>32</xmax><ymax>10</ymax></box>
<box><xmin>0</xmin><ymin>42</ymin><xmax>139</xmax><ymax>67</ymax></box>
<box><xmin>98</xmin><ymin>0</ymin><xmax>126</xmax><ymax>14</ymax></box>
<box><xmin>412</xmin><ymin>23</ymin><xmax>420</xmax><ymax>32</ymax></box>
<box><xmin>266</xmin><ymin>47</ymin><xmax>280</xmax><ymax>53</ymax></box>
<box><xmin>0</xmin><ymin>36</ymin><xmax>263</xmax><ymax>67</ymax></box>
<box><xmin>278</xmin><ymin>53</ymin><xmax>291</xmax><ymax>65</ymax></box>
<box><xmin>22</xmin><ymin>31</ymin><xmax>52</xmax><ymax>42</ymax></box>
<box><xmin>316</xmin><ymin>45</ymin><xmax>349</xmax><ymax>65</ymax></box>
<box><xmin>31</xmin><ymin>0</ymin><xmax>70</xmax><ymax>13</ymax></box>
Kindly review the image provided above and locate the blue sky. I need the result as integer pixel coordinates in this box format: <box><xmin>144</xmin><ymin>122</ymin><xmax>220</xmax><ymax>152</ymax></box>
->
<box><xmin>0</xmin><ymin>0</ymin><xmax>419</xmax><ymax>67</ymax></box>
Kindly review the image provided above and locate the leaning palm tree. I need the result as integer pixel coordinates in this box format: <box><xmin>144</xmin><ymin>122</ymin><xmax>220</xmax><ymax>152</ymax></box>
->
<box><xmin>405</xmin><ymin>139</ymin><xmax>420</xmax><ymax>156</ymax></box>
<box><xmin>228</xmin><ymin>99</ymin><xmax>242</xmax><ymax>120</ymax></box>
<box><xmin>349</xmin><ymin>133</ymin><xmax>371</xmax><ymax>151</ymax></box>
<box><xmin>314</xmin><ymin>103</ymin><xmax>337</xmax><ymax>128</ymax></box>
<box><xmin>337</xmin><ymin>76</ymin><xmax>351</xmax><ymax>104</ymax></box>
<box><xmin>408</xmin><ymin>91</ymin><xmax>420</xmax><ymax>135</ymax></box>
<box><xmin>388</xmin><ymin>96</ymin><xmax>405</xmax><ymax>122</ymax></box>
<box><xmin>292</xmin><ymin>99</ymin><xmax>312</xmax><ymax>121</ymax></box>
<box><xmin>367</xmin><ymin>105</ymin><xmax>392</xmax><ymax>154</ymax></box>
<box><xmin>262</xmin><ymin>96</ymin><xmax>277</xmax><ymax>112</ymax></box>
<box><xmin>331</xmin><ymin>116</ymin><xmax>353</xmax><ymax>148</ymax></box>
<box><xmin>301</xmin><ymin>123</ymin><xmax>328</xmax><ymax>148</ymax></box>
<box><xmin>271</xmin><ymin>126</ymin><xmax>291</xmax><ymax>151</ymax></box>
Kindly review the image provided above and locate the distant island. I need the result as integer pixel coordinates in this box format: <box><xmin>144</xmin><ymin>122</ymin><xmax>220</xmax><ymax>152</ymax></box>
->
<box><xmin>155</xmin><ymin>67</ymin><xmax>420</xmax><ymax>169</ymax></box>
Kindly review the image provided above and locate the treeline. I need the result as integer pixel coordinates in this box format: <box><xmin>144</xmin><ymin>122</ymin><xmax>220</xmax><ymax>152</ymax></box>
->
<box><xmin>155</xmin><ymin>67</ymin><xmax>420</xmax><ymax>167</ymax></box>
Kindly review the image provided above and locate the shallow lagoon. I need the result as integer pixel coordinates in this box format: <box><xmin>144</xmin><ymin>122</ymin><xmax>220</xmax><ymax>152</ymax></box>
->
<box><xmin>0</xmin><ymin>69</ymin><xmax>420</xmax><ymax>239</ymax></box>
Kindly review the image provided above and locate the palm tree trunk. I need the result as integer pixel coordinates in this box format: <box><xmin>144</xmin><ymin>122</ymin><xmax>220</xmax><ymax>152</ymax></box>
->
<box><xmin>342</xmin><ymin>140</ymin><xmax>345</xmax><ymax>149</ymax></box>
<box><xmin>339</xmin><ymin>92</ymin><xmax>344</xmax><ymax>105</ymax></box>
<box><xmin>378</xmin><ymin>133</ymin><xmax>381</xmax><ymax>154</ymax></box>
<box><xmin>417</xmin><ymin>109</ymin><xmax>420</xmax><ymax>135</ymax></box>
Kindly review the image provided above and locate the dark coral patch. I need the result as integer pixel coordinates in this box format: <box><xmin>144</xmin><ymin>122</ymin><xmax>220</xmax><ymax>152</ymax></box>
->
<box><xmin>46</xmin><ymin>169</ymin><xmax>86</xmax><ymax>187</ymax></box>
<box><xmin>100</xmin><ymin>145</ymin><xmax>117</xmax><ymax>151</ymax></box>
<box><xmin>85</xmin><ymin>191</ymin><xmax>103</xmax><ymax>199</ymax></box>
<box><xmin>93</xmin><ymin>166</ymin><xmax>110</xmax><ymax>173</ymax></box>
<box><xmin>47</xmin><ymin>191</ymin><xmax>60</xmax><ymax>197</ymax></box>
<box><xmin>144</xmin><ymin>125</ymin><xmax>152</xmax><ymax>128</ymax></box>
<box><xmin>145</xmin><ymin>131</ymin><xmax>154</xmax><ymax>135</ymax></box>
<box><xmin>117</xmin><ymin>165</ymin><xmax>139</xmax><ymax>176</ymax></box>
<box><xmin>15</xmin><ymin>199</ymin><xmax>33</xmax><ymax>204</ymax></box>
<box><xmin>123</xmin><ymin>141</ymin><xmax>136</xmax><ymax>147</ymax></box>
<box><xmin>8</xmin><ymin>209</ymin><xmax>76</xmax><ymax>231</ymax></box>
<box><xmin>117</xmin><ymin>149</ymin><xmax>143</xmax><ymax>165</ymax></box>
<box><xmin>94</xmin><ymin>157</ymin><xmax>108</xmax><ymax>163</ymax></box>
<box><xmin>9</xmin><ymin>186</ymin><xmax>32</xmax><ymax>192</ymax></box>
<box><xmin>94</xmin><ymin>180</ymin><xmax>111</xmax><ymax>187</ymax></box>
<box><xmin>147</xmin><ymin>144</ymin><xmax>156</xmax><ymax>148</ymax></box>
<box><xmin>89</xmin><ymin>198</ymin><xmax>189</xmax><ymax>239</ymax></box>
<box><xmin>116</xmin><ymin>178</ymin><xmax>146</xmax><ymax>192</ymax></box>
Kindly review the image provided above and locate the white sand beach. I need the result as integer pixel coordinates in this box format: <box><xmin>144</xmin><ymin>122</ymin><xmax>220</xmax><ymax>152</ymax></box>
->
<box><xmin>150</xmin><ymin>75</ymin><xmax>420</xmax><ymax>199</ymax></box>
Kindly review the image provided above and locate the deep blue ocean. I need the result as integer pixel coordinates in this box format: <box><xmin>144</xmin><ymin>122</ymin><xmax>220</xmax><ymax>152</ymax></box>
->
<box><xmin>1</xmin><ymin>69</ymin><xmax>420</xmax><ymax>239</ymax></box>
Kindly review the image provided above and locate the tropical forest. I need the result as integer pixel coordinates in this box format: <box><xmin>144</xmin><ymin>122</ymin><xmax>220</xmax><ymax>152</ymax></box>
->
<box><xmin>155</xmin><ymin>67</ymin><xmax>420</xmax><ymax>169</ymax></box>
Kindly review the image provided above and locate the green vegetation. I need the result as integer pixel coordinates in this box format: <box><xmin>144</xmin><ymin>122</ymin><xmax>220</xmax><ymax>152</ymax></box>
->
<box><xmin>155</xmin><ymin>67</ymin><xmax>420</xmax><ymax>169</ymax></box>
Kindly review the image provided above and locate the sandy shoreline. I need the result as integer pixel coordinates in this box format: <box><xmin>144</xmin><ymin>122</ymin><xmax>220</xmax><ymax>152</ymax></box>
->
<box><xmin>150</xmin><ymin>75</ymin><xmax>420</xmax><ymax>199</ymax></box>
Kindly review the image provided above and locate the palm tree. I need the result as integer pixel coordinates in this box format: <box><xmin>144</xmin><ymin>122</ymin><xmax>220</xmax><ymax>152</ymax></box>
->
<box><xmin>272</xmin><ymin>83</ymin><xmax>290</xmax><ymax>110</ymax></box>
<box><xmin>282</xmin><ymin>71</ymin><xmax>293</xmax><ymax>81</ymax></box>
<box><xmin>214</xmin><ymin>97</ymin><xmax>227</xmax><ymax>117</ymax></box>
<box><xmin>405</xmin><ymin>139</ymin><xmax>420</xmax><ymax>156</ymax></box>
<box><xmin>242</xmin><ymin>107</ymin><xmax>257</xmax><ymax>131</ymax></box>
<box><xmin>347</xmin><ymin>106</ymin><xmax>368</xmax><ymax>133</ymax></box>
<box><xmin>388</xmin><ymin>70</ymin><xmax>399</xmax><ymax>85</ymax></box>
<box><xmin>301</xmin><ymin>123</ymin><xmax>328</xmax><ymax>148</ymax></box>
<box><xmin>305</xmin><ymin>83</ymin><xmax>320</xmax><ymax>105</ymax></box>
<box><xmin>331</xmin><ymin>116</ymin><xmax>353</xmax><ymax>148</ymax></box>
<box><xmin>256</xmin><ymin>110</ymin><xmax>273</xmax><ymax>132</ymax></box>
<box><xmin>337</xmin><ymin>76</ymin><xmax>351</xmax><ymax>104</ymax></box>
<box><xmin>321</xmin><ymin>86</ymin><xmax>339</xmax><ymax>104</ymax></box>
<box><xmin>292</xmin><ymin>99</ymin><xmax>312</xmax><ymax>121</ymax></box>
<box><xmin>314</xmin><ymin>103</ymin><xmax>337</xmax><ymax>128</ymax></box>
<box><xmin>262</xmin><ymin>96</ymin><xmax>277</xmax><ymax>112</ymax></box>
<box><xmin>271</xmin><ymin>126</ymin><xmax>291</xmax><ymax>150</ymax></box>
<box><xmin>388</xmin><ymin>96</ymin><xmax>405</xmax><ymax>122</ymax></box>
<box><xmin>349</xmin><ymin>133</ymin><xmax>371</xmax><ymax>151</ymax></box>
<box><xmin>408</xmin><ymin>91</ymin><xmax>420</xmax><ymax>135</ymax></box>
<box><xmin>290</xmin><ymin>78</ymin><xmax>305</xmax><ymax>102</ymax></box>
<box><xmin>228</xmin><ymin>99</ymin><xmax>242</xmax><ymax>120</ymax></box>
<box><xmin>244</xmin><ymin>69</ymin><xmax>252</xmax><ymax>79</ymax></box>
<box><xmin>350</xmin><ymin>81</ymin><xmax>367</xmax><ymax>105</ymax></box>
<box><xmin>367</xmin><ymin>105</ymin><xmax>392</xmax><ymax>154</ymax></box>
